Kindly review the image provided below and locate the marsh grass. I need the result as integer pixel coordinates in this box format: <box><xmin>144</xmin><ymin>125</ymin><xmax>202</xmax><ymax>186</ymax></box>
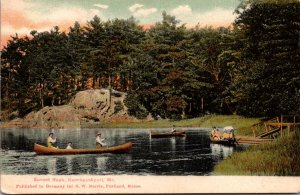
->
<box><xmin>83</xmin><ymin>114</ymin><xmax>300</xmax><ymax>175</ymax></box>
<box><xmin>214</xmin><ymin>130</ymin><xmax>300</xmax><ymax>176</ymax></box>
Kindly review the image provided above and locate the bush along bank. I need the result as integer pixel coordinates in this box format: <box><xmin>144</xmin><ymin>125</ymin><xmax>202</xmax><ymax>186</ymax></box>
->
<box><xmin>213</xmin><ymin>130</ymin><xmax>300</xmax><ymax>176</ymax></box>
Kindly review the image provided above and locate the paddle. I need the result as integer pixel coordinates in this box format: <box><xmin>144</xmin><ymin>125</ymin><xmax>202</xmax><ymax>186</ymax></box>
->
<box><xmin>234</xmin><ymin>138</ymin><xmax>241</xmax><ymax>145</ymax></box>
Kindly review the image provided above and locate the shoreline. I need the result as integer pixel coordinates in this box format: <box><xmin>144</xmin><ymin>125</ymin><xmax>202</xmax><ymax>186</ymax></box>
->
<box><xmin>0</xmin><ymin>114</ymin><xmax>260</xmax><ymax>136</ymax></box>
<box><xmin>2</xmin><ymin>114</ymin><xmax>298</xmax><ymax>176</ymax></box>
<box><xmin>0</xmin><ymin>114</ymin><xmax>260</xmax><ymax>137</ymax></box>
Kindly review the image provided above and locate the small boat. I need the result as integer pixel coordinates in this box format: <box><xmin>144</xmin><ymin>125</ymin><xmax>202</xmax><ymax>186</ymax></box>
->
<box><xmin>34</xmin><ymin>142</ymin><xmax>132</xmax><ymax>155</ymax></box>
<box><xmin>210</xmin><ymin>126</ymin><xmax>236</xmax><ymax>145</ymax></box>
<box><xmin>150</xmin><ymin>131</ymin><xmax>186</xmax><ymax>138</ymax></box>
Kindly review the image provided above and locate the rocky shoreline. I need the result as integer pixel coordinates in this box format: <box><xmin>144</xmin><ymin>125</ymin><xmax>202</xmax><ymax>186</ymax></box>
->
<box><xmin>0</xmin><ymin>89</ymin><xmax>141</xmax><ymax>129</ymax></box>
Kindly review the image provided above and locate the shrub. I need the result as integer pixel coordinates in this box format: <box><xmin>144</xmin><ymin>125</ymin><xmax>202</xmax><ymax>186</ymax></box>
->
<box><xmin>114</xmin><ymin>100</ymin><xmax>124</xmax><ymax>114</ymax></box>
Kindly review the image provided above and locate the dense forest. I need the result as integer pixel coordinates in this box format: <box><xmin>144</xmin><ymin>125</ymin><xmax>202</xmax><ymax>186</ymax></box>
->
<box><xmin>1</xmin><ymin>0</ymin><xmax>300</xmax><ymax>119</ymax></box>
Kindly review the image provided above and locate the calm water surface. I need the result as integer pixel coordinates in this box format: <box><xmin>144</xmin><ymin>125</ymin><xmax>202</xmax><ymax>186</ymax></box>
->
<box><xmin>0</xmin><ymin>128</ymin><xmax>245</xmax><ymax>175</ymax></box>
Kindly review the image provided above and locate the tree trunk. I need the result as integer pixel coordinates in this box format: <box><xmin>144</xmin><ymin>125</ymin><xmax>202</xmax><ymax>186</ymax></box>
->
<box><xmin>39</xmin><ymin>83</ymin><xmax>44</xmax><ymax>108</ymax></box>
<box><xmin>201</xmin><ymin>97</ymin><xmax>204</xmax><ymax>112</ymax></box>
<box><xmin>127</xmin><ymin>71</ymin><xmax>131</xmax><ymax>91</ymax></box>
<box><xmin>4</xmin><ymin>72</ymin><xmax>10</xmax><ymax>109</ymax></box>
<box><xmin>92</xmin><ymin>76</ymin><xmax>96</xmax><ymax>88</ymax></box>
<box><xmin>108</xmin><ymin>74</ymin><xmax>111</xmax><ymax>89</ymax></box>
<box><xmin>108</xmin><ymin>74</ymin><xmax>112</xmax><ymax>106</ymax></box>
<box><xmin>181</xmin><ymin>109</ymin><xmax>186</xmax><ymax>119</ymax></box>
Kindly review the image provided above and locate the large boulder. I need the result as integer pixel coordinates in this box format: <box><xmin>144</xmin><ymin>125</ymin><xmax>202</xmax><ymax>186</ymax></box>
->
<box><xmin>69</xmin><ymin>89</ymin><xmax>109</xmax><ymax>110</ymax></box>
<box><xmin>0</xmin><ymin>88</ymin><xmax>146</xmax><ymax>129</ymax></box>
<box><xmin>22</xmin><ymin>105</ymin><xmax>81</xmax><ymax>129</ymax></box>
<box><xmin>70</xmin><ymin>89</ymin><xmax>138</xmax><ymax>123</ymax></box>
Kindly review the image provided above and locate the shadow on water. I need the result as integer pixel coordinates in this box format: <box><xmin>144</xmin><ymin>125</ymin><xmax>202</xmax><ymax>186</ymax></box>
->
<box><xmin>0</xmin><ymin>128</ymin><xmax>246</xmax><ymax>175</ymax></box>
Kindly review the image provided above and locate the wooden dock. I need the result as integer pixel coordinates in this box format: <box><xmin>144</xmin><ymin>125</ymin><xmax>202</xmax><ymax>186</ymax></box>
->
<box><xmin>251</xmin><ymin>115</ymin><xmax>300</xmax><ymax>140</ymax></box>
<box><xmin>257</xmin><ymin>127</ymin><xmax>280</xmax><ymax>138</ymax></box>
<box><xmin>236</xmin><ymin>137</ymin><xmax>274</xmax><ymax>145</ymax></box>
<box><xmin>236</xmin><ymin>115</ymin><xmax>300</xmax><ymax>145</ymax></box>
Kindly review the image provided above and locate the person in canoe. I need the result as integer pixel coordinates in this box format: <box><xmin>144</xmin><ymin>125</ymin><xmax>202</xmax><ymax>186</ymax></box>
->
<box><xmin>222</xmin><ymin>132</ymin><xmax>233</xmax><ymax>140</ymax></box>
<box><xmin>170</xmin><ymin>125</ymin><xmax>176</xmax><ymax>133</ymax></box>
<box><xmin>65</xmin><ymin>142</ymin><xmax>73</xmax><ymax>149</ymax></box>
<box><xmin>47</xmin><ymin>132</ymin><xmax>58</xmax><ymax>148</ymax></box>
<box><xmin>210</xmin><ymin>127</ymin><xmax>222</xmax><ymax>140</ymax></box>
<box><xmin>222</xmin><ymin>126</ymin><xmax>235</xmax><ymax>141</ymax></box>
<box><xmin>96</xmin><ymin>132</ymin><xmax>106</xmax><ymax>148</ymax></box>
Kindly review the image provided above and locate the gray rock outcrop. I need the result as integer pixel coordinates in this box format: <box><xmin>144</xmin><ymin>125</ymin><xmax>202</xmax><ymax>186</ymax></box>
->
<box><xmin>1</xmin><ymin>89</ymin><xmax>140</xmax><ymax>129</ymax></box>
<box><xmin>70</xmin><ymin>89</ymin><xmax>137</xmax><ymax>123</ymax></box>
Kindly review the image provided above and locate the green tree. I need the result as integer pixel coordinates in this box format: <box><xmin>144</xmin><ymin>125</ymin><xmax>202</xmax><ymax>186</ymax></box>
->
<box><xmin>187</xmin><ymin>26</ymin><xmax>233</xmax><ymax>114</ymax></box>
<box><xmin>1</xmin><ymin>35</ymin><xmax>30</xmax><ymax>115</ymax></box>
<box><xmin>144</xmin><ymin>12</ymin><xmax>189</xmax><ymax>119</ymax></box>
<box><xmin>228</xmin><ymin>0</ymin><xmax>300</xmax><ymax>116</ymax></box>
<box><xmin>68</xmin><ymin>21</ymin><xmax>87</xmax><ymax>90</ymax></box>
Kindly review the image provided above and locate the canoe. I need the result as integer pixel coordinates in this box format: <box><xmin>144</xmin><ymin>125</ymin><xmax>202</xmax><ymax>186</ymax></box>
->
<box><xmin>34</xmin><ymin>142</ymin><xmax>132</xmax><ymax>155</ymax></box>
<box><xmin>150</xmin><ymin>131</ymin><xmax>186</xmax><ymax>138</ymax></box>
<box><xmin>209</xmin><ymin>137</ymin><xmax>236</xmax><ymax>146</ymax></box>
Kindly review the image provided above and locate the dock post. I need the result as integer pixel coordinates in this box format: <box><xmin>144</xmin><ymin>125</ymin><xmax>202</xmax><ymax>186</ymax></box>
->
<box><xmin>252</xmin><ymin>126</ymin><xmax>256</xmax><ymax>137</ymax></box>
<box><xmin>280</xmin><ymin>115</ymin><xmax>283</xmax><ymax>138</ymax></box>
<box><xmin>294</xmin><ymin>115</ymin><xmax>296</xmax><ymax>131</ymax></box>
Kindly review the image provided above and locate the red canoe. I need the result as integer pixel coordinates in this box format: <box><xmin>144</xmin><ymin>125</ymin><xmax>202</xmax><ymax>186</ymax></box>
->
<box><xmin>34</xmin><ymin>142</ymin><xmax>132</xmax><ymax>155</ymax></box>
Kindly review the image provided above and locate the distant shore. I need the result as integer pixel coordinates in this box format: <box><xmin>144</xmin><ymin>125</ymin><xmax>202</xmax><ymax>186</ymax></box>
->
<box><xmin>1</xmin><ymin>114</ymin><xmax>260</xmax><ymax>137</ymax></box>
<box><xmin>82</xmin><ymin>114</ymin><xmax>260</xmax><ymax>136</ymax></box>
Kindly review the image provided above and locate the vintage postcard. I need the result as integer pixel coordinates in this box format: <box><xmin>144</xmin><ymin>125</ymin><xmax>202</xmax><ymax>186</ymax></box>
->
<box><xmin>1</xmin><ymin>0</ymin><xmax>299</xmax><ymax>194</ymax></box>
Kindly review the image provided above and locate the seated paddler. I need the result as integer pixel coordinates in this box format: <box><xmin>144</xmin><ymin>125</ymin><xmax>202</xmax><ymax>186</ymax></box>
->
<box><xmin>96</xmin><ymin>132</ymin><xmax>106</xmax><ymax>148</ymax></box>
<box><xmin>66</xmin><ymin>142</ymin><xmax>73</xmax><ymax>149</ymax></box>
<box><xmin>210</xmin><ymin>127</ymin><xmax>222</xmax><ymax>140</ymax></box>
<box><xmin>222</xmin><ymin>132</ymin><xmax>230</xmax><ymax>140</ymax></box>
<box><xmin>170</xmin><ymin>125</ymin><xmax>176</xmax><ymax>133</ymax></box>
<box><xmin>47</xmin><ymin>132</ymin><xmax>58</xmax><ymax>148</ymax></box>
<box><xmin>222</xmin><ymin>126</ymin><xmax>235</xmax><ymax>140</ymax></box>
<box><xmin>210</xmin><ymin>127</ymin><xmax>217</xmax><ymax>136</ymax></box>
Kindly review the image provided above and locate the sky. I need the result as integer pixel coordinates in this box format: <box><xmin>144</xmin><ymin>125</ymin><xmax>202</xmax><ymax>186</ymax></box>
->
<box><xmin>1</xmin><ymin>0</ymin><xmax>240</xmax><ymax>48</ymax></box>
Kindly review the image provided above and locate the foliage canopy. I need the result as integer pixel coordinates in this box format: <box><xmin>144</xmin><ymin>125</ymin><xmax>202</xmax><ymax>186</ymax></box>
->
<box><xmin>1</xmin><ymin>1</ymin><xmax>299</xmax><ymax>119</ymax></box>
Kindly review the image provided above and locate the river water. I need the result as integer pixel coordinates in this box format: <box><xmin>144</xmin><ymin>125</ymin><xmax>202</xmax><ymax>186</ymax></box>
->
<box><xmin>0</xmin><ymin>128</ymin><xmax>245</xmax><ymax>175</ymax></box>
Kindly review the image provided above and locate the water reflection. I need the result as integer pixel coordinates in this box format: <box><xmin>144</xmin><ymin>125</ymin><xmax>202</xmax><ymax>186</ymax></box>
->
<box><xmin>170</xmin><ymin>137</ymin><xmax>176</xmax><ymax>152</ymax></box>
<box><xmin>56</xmin><ymin>155</ymin><xmax>74</xmax><ymax>174</ymax></box>
<box><xmin>1</xmin><ymin>128</ymin><xmax>245</xmax><ymax>175</ymax></box>
<box><xmin>66</xmin><ymin>156</ymin><xmax>73</xmax><ymax>173</ymax></box>
<box><xmin>210</xmin><ymin>144</ymin><xmax>234</xmax><ymax>159</ymax></box>
<box><xmin>47</xmin><ymin>158</ymin><xmax>57</xmax><ymax>174</ymax></box>
<box><xmin>96</xmin><ymin>156</ymin><xmax>109</xmax><ymax>171</ymax></box>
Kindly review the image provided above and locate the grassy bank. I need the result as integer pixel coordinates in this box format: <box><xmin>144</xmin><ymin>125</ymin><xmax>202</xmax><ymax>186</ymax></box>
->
<box><xmin>82</xmin><ymin>114</ymin><xmax>260</xmax><ymax>134</ymax></box>
<box><xmin>84</xmin><ymin>114</ymin><xmax>300</xmax><ymax>176</ymax></box>
<box><xmin>213</xmin><ymin>130</ymin><xmax>300</xmax><ymax>176</ymax></box>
